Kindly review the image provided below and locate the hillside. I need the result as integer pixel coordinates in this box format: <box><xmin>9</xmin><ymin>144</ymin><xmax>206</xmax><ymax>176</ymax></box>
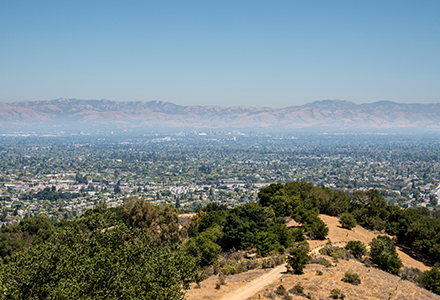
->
<box><xmin>186</xmin><ymin>215</ymin><xmax>437</xmax><ymax>300</ymax></box>
<box><xmin>2</xmin><ymin>98</ymin><xmax>440</xmax><ymax>129</ymax></box>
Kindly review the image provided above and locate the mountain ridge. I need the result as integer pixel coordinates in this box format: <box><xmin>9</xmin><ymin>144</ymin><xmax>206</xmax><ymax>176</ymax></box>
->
<box><xmin>1</xmin><ymin>98</ymin><xmax>440</xmax><ymax>129</ymax></box>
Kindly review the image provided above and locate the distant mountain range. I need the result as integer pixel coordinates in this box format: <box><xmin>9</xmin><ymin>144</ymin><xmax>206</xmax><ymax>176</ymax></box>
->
<box><xmin>1</xmin><ymin>98</ymin><xmax>440</xmax><ymax>129</ymax></box>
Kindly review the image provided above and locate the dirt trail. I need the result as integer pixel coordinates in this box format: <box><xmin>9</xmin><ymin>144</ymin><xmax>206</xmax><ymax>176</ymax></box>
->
<box><xmin>187</xmin><ymin>214</ymin><xmax>431</xmax><ymax>300</ymax></box>
<box><xmin>219</xmin><ymin>264</ymin><xmax>286</xmax><ymax>300</ymax></box>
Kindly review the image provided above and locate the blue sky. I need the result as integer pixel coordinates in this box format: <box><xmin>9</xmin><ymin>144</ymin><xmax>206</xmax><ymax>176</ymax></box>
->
<box><xmin>1</xmin><ymin>1</ymin><xmax>439</xmax><ymax>108</ymax></box>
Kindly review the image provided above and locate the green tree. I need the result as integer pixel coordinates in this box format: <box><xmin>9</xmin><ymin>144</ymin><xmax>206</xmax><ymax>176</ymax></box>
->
<box><xmin>254</xmin><ymin>231</ymin><xmax>282</xmax><ymax>256</ymax></box>
<box><xmin>122</xmin><ymin>197</ymin><xmax>181</xmax><ymax>245</ymax></box>
<box><xmin>175</xmin><ymin>196</ymin><xmax>181</xmax><ymax>209</ymax></box>
<box><xmin>221</xmin><ymin>203</ymin><xmax>272</xmax><ymax>251</ymax></box>
<box><xmin>419</xmin><ymin>264</ymin><xmax>440</xmax><ymax>295</ymax></box>
<box><xmin>198</xmin><ymin>210</ymin><xmax>228</xmax><ymax>233</ymax></box>
<box><xmin>345</xmin><ymin>240</ymin><xmax>367</xmax><ymax>259</ymax></box>
<box><xmin>114</xmin><ymin>183</ymin><xmax>121</xmax><ymax>194</ymax></box>
<box><xmin>369</xmin><ymin>236</ymin><xmax>402</xmax><ymax>275</ymax></box>
<box><xmin>351</xmin><ymin>190</ymin><xmax>389</xmax><ymax>231</ymax></box>
<box><xmin>430</xmin><ymin>195</ymin><xmax>438</xmax><ymax>207</ymax></box>
<box><xmin>0</xmin><ymin>225</ymin><xmax>200</xmax><ymax>300</ymax></box>
<box><xmin>306</xmin><ymin>218</ymin><xmax>329</xmax><ymax>240</ymax></box>
<box><xmin>293</xmin><ymin>203</ymin><xmax>319</xmax><ymax>225</ymax></box>
<box><xmin>184</xmin><ymin>227</ymin><xmax>222</xmax><ymax>267</ymax></box>
<box><xmin>339</xmin><ymin>213</ymin><xmax>357</xmax><ymax>230</ymax></box>
<box><xmin>286</xmin><ymin>248</ymin><xmax>311</xmax><ymax>274</ymax></box>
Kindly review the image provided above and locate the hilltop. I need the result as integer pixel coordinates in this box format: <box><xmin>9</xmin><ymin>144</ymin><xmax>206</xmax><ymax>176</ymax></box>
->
<box><xmin>186</xmin><ymin>215</ymin><xmax>437</xmax><ymax>300</ymax></box>
<box><xmin>2</xmin><ymin>98</ymin><xmax>440</xmax><ymax>129</ymax></box>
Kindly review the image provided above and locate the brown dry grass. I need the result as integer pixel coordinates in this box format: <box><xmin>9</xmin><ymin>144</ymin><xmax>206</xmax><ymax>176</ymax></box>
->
<box><xmin>186</xmin><ymin>268</ymin><xmax>272</xmax><ymax>300</ymax></box>
<box><xmin>306</xmin><ymin>215</ymin><xmax>430</xmax><ymax>272</ymax></box>
<box><xmin>186</xmin><ymin>214</ymin><xmax>435</xmax><ymax>300</ymax></box>
<box><xmin>249</xmin><ymin>258</ymin><xmax>438</xmax><ymax>300</ymax></box>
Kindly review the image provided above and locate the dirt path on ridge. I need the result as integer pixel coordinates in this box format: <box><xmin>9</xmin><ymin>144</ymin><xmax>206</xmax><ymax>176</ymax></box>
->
<box><xmin>188</xmin><ymin>214</ymin><xmax>431</xmax><ymax>300</ymax></box>
<box><xmin>219</xmin><ymin>264</ymin><xmax>286</xmax><ymax>300</ymax></box>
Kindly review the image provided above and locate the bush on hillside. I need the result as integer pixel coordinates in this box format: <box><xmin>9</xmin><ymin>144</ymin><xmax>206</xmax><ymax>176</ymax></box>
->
<box><xmin>286</xmin><ymin>248</ymin><xmax>310</xmax><ymax>274</ymax></box>
<box><xmin>306</xmin><ymin>218</ymin><xmax>329</xmax><ymax>240</ymax></box>
<box><xmin>339</xmin><ymin>213</ymin><xmax>357</xmax><ymax>230</ymax></box>
<box><xmin>369</xmin><ymin>236</ymin><xmax>402</xmax><ymax>275</ymax></box>
<box><xmin>342</xmin><ymin>270</ymin><xmax>361</xmax><ymax>285</ymax></box>
<box><xmin>345</xmin><ymin>240</ymin><xmax>367</xmax><ymax>259</ymax></box>
<box><xmin>418</xmin><ymin>265</ymin><xmax>440</xmax><ymax>295</ymax></box>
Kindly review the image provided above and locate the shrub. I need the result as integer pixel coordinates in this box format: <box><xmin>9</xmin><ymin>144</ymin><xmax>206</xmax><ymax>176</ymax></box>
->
<box><xmin>227</xmin><ymin>249</ymin><xmax>245</xmax><ymax>261</ymax></box>
<box><xmin>310</xmin><ymin>256</ymin><xmax>331</xmax><ymax>267</ymax></box>
<box><xmin>219</xmin><ymin>274</ymin><xmax>227</xmax><ymax>285</ymax></box>
<box><xmin>401</xmin><ymin>267</ymin><xmax>422</xmax><ymax>283</ymax></box>
<box><xmin>316</xmin><ymin>270</ymin><xmax>323</xmax><ymax>275</ymax></box>
<box><xmin>330</xmin><ymin>288</ymin><xmax>345</xmax><ymax>299</ymax></box>
<box><xmin>261</xmin><ymin>254</ymin><xmax>285</xmax><ymax>269</ymax></box>
<box><xmin>276</xmin><ymin>284</ymin><xmax>288</xmax><ymax>296</ymax></box>
<box><xmin>369</xmin><ymin>236</ymin><xmax>402</xmax><ymax>275</ymax></box>
<box><xmin>345</xmin><ymin>240</ymin><xmax>367</xmax><ymax>259</ymax></box>
<box><xmin>319</xmin><ymin>245</ymin><xmax>349</xmax><ymax>262</ymax></box>
<box><xmin>339</xmin><ymin>213</ymin><xmax>356</xmax><ymax>230</ymax></box>
<box><xmin>262</xmin><ymin>257</ymin><xmax>276</xmax><ymax>269</ymax></box>
<box><xmin>272</xmin><ymin>254</ymin><xmax>286</xmax><ymax>265</ymax></box>
<box><xmin>418</xmin><ymin>265</ymin><xmax>440</xmax><ymax>295</ymax></box>
<box><xmin>291</xmin><ymin>227</ymin><xmax>306</xmax><ymax>242</ymax></box>
<box><xmin>343</xmin><ymin>270</ymin><xmax>361</xmax><ymax>285</ymax></box>
<box><xmin>236</xmin><ymin>258</ymin><xmax>260</xmax><ymax>272</ymax></box>
<box><xmin>306</xmin><ymin>218</ymin><xmax>329</xmax><ymax>240</ymax></box>
<box><xmin>289</xmin><ymin>283</ymin><xmax>305</xmax><ymax>295</ymax></box>
<box><xmin>286</xmin><ymin>248</ymin><xmax>311</xmax><ymax>274</ymax></box>
<box><xmin>221</xmin><ymin>264</ymin><xmax>237</xmax><ymax>276</ymax></box>
<box><xmin>291</xmin><ymin>240</ymin><xmax>310</xmax><ymax>252</ymax></box>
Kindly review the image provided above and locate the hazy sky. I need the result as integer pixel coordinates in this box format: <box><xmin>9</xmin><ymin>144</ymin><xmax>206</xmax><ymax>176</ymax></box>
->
<box><xmin>1</xmin><ymin>1</ymin><xmax>439</xmax><ymax>108</ymax></box>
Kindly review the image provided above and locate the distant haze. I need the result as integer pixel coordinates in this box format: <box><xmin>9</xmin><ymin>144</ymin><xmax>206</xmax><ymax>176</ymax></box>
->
<box><xmin>1</xmin><ymin>98</ymin><xmax>440</xmax><ymax>130</ymax></box>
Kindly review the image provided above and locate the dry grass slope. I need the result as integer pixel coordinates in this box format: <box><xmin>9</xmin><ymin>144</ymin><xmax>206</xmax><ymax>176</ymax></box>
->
<box><xmin>186</xmin><ymin>214</ymin><xmax>437</xmax><ymax>300</ymax></box>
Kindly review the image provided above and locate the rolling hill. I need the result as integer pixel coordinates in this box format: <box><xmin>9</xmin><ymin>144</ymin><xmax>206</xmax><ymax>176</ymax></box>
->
<box><xmin>1</xmin><ymin>98</ymin><xmax>440</xmax><ymax>129</ymax></box>
<box><xmin>186</xmin><ymin>215</ymin><xmax>438</xmax><ymax>300</ymax></box>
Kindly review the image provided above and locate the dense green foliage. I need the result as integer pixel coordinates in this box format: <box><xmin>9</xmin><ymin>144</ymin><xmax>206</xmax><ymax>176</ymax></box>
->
<box><xmin>369</xmin><ymin>236</ymin><xmax>403</xmax><ymax>275</ymax></box>
<box><xmin>183</xmin><ymin>201</ymin><xmax>306</xmax><ymax>266</ymax></box>
<box><xmin>419</xmin><ymin>265</ymin><xmax>440</xmax><ymax>295</ymax></box>
<box><xmin>259</xmin><ymin>182</ymin><xmax>440</xmax><ymax>265</ymax></box>
<box><xmin>0</xmin><ymin>225</ymin><xmax>199</xmax><ymax>300</ymax></box>
<box><xmin>286</xmin><ymin>248</ymin><xmax>311</xmax><ymax>274</ymax></box>
<box><xmin>339</xmin><ymin>213</ymin><xmax>357</xmax><ymax>230</ymax></box>
<box><xmin>184</xmin><ymin>227</ymin><xmax>222</xmax><ymax>267</ymax></box>
<box><xmin>345</xmin><ymin>240</ymin><xmax>367</xmax><ymax>259</ymax></box>
<box><xmin>387</xmin><ymin>207</ymin><xmax>440</xmax><ymax>263</ymax></box>
<box><xmin>221</xmin><ymin>203</ymin><xmax>299</xmax><ymax>255</ymax></box>
<box><xmin>0</xmin><ymin>199</ymin><xmax>200</xmax><ymax>299</ymax></box>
